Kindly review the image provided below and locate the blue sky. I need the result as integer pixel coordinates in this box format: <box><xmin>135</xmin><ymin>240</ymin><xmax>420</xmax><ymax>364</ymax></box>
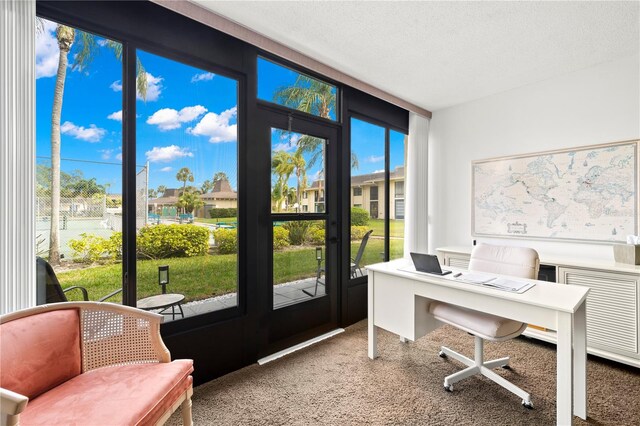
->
<box><xmin>36</xmin><ymin>19</ymin><xmax>405</xmax><ymax>197</ymax></box>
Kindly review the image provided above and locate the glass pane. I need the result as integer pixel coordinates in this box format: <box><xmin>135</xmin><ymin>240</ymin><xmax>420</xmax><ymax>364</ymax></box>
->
<box><xmin>273</xmin><ymin>220</ymin><xmax>327</xmax><ymax>309</ymax></box>
<box><xmin>258</xmin><ymin>57</ymin><xmax>337</xmax><ymax>121</ymax></box>
<box><xmin>390</xmin><ymin>130</ymin><xmax>407</xmax><ymax>260</ymax></box>
<box><xmin>350</xmin><ymin>118</ymin><xmax>386</xmax><ymax>275</ymax></box>
<box><xmin>35</xmin><ymin>18</ymin><xmax>123</xmax><ymax>304</ymax></box>
<box><xmin>136</xmin><ymin>50</ymin><xmax>239</xmax><ymax>321</ymax></box>
<box><xmin>271</xmin><ymin>128</ymin><xmax>326</xmax><ymax>214</ymax></box>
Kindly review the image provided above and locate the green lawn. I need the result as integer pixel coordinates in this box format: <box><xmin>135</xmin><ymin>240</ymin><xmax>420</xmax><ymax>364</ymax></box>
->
<box><xmin>57</xmin><ymin>238</ymin><xmax>404</xmax><ymax>304</ymax></box>
<box><xmin>195</xmin><ymin>217</ymin><xmax>237</xmax><ymax>225</ymax></box>
<box><xmin>367</xmin><ymin>218</ymin><xmax>404</xmax><ymax>239</ymax></box>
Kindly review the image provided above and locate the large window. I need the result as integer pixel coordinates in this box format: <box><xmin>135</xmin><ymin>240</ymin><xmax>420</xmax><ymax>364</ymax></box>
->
<box><xmin>349</xmin><ymin>118</ymin><xmax>386</xmax><ymax>275</ymax></box>
<box><xmin>389</xmin><ymin>130</ymin><xmax>406</xmax><ymax>260</ymax></box>
<box><xmin>35</xmin><ymin>18</ymin><xmax>123</xmax><ymax>304</ymax></box>
<box><xmin>135</xmin><ymin>50</ymin><xmax>239</xmax><ymax>320</ymax></box>
<box><xmin>349</xmin><ymin>118</ymin><xmax>407</xmax><ymax>274</ymax></box>
<box><xmin>258</xmin><ymin>57</ymin><xmax>337</xmax><ymax>121</ymax></box>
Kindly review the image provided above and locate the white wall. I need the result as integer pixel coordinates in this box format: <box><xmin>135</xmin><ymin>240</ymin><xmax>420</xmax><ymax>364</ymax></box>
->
<box><xmin>428</xmin><ymin>54</ymin><xmax>640</xmax><ymax>261</ymax></box>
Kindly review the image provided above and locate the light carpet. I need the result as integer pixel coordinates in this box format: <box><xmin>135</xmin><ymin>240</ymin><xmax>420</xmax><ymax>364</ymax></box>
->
<box><xmin>168</xmin><ymin>320</ymin><xmax>640</xmax><ymax>425</ymax></box>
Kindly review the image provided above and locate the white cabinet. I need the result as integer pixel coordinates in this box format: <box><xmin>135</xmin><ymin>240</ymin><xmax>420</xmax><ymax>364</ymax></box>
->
<box><xmin>558</xmin><ymin>267</ymin><xmax>639</xmax><ymax>362</ymax></box>
<box><xmin>437</xmin><ymin>246</ymin><xmax>640</xmax><ymax>367</ymax></box>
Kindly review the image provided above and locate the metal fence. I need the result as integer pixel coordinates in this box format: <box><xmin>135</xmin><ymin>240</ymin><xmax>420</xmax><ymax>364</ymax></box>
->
<box><xmin>35</xmin><ymin>157</ymin><xmax>148</xmax><ymax>260</ymax></box>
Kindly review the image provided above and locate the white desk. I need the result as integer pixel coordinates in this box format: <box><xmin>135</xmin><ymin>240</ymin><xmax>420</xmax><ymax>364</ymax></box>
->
<box><xmin>367</xmin><ymin>259</ymin><xmax>590</xmax><ymax>426</ymax></box>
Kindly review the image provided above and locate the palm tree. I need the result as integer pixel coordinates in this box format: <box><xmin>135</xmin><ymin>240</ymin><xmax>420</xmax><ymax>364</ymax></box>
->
<box><xmin>156</xmin><ymin>185</ymin><xmax>166</xmax><ymax>197</ymax></box>
<box><xmin>200</xmin><ymin>179</ymin><xmax>214</xmax><ymax>194</ymax></box>
<box><xmin>46</xmin><ymin>23</ymin><xmax>148</xmax><ymax>265</ymax></box>
<box><xmin>176</xmin><ymin>189</ymin><xmax>204</xmax><ymax>215</ymax></box>
<box><xmin>273</xmin><ymin>77</ymin><xmax>358</xmax><ymax>209</ymax></box>
<box><xmin>213</xmin><ymin>172</ymin><xmax>229</xmax><ymax>185</ymax></box>
<box><xmin>176</xmin><ymin>167</ymin><xmax>194</xmax><ymax>213</ymax></box>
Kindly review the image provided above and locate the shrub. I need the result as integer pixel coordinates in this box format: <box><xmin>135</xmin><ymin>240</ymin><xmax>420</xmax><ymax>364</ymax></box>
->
<box><xmin>108</xmin><ymin>232</ymin><xmax>123</xmax><ymax>260</ymax></box>
<box><xmin>351</xmin><ymin>226</ymin><xmax>370</xmax><ymax>240</ymax></box>
<box><xmin>309</xmin><ymin>228</ymin><xmax>325</xmax><ymax>245</ymax></box>
<box><xmin>68</xmin><ymin>233</ymin><xmax>113</xmax><ymax>263</ymax></box>
<box><xmin>351</xmin><ymin>207</ymin><xmax>370</xmax><ymax>226</ymax></box>
<box><xmin>209</xmin><ymin>208</ymin><xmax>238</xmax><ymax>218</ymax></box>
<box><xmin>137</xmin><ymin>224</ymin><xmax>209</xmax><ymax>259</ymax></box>
<box><xmin>283</xmin><ymin>221</ymin><xmax>313</xmax><ymax>245</ymax></box>
<box><xmin>273</xmin><ymin>226</ymin><xmax>290</xmax><ymax>250</ymax></box>
<box><xmin>214</xmin><ymin>228</ymin><xmax>237</xmax><ymax>254</ymax></box>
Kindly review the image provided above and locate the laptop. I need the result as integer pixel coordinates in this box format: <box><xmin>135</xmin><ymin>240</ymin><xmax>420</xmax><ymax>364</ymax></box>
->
<box><xmin>409</xmin><ymin>252</ymin><xmax>452</xmax><ymax>276</ymax></box>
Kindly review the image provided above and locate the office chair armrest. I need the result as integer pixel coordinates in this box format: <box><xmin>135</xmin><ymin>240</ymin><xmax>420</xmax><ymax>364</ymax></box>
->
<box><xmin>63</xmin><ymin>286</ymin><xmax>89</xmax><ymax>301</ymax></box>
<box><xmin>98</xmin><ymin>287</ymin><xmax>123</xmax><ymax>302</ymax></box>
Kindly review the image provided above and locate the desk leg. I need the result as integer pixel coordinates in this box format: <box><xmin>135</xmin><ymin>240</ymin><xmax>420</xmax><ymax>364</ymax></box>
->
<box><xmin>368</xmin><ymin>273</ymin><xmax>377</xmax><ymax>359</ymax></box>
<box><xmin>557</xmin><ymin>312</ymin><xmax>573</xmax><ymax>425</ymax></box>
<box><xmin>573</xmin><ymin>302</ymin><xmax>587</xmax><ymax>420</ymax></box>
<box><xmin>399</xmin><ymin>336</ymin><xmax>408</xmax><ymax>343</ymax></box>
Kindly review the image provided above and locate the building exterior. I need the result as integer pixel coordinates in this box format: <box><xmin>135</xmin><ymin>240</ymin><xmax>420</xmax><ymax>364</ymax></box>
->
<box><xmin>301</xmin><ymin>166</ymin><xmax>404</xmax><ymax>219</ymax></box>
<box><xmin>149</xmin><ymin>179</ymin><xmax>238</xmax><ymax>219</ymax></box>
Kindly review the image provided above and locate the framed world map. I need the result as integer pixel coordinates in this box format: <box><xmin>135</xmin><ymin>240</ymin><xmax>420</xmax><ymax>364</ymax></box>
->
<box><xmin>472</xmin><ymin>140</ymin><xmax>639</xmax><ymax>243</ymax></box>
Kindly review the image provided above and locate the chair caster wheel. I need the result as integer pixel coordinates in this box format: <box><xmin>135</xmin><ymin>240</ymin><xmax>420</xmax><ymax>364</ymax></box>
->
<box><xmin>501</xmin><ymin>365</ymin><xmax>512</xmax><ymax>370</ymax></box>
<box><xmin>438</xmin><ymin>351</ymin><xmax>447</xmax><ymax>359</ymax></box>
<box><xmin>444</xmin><ymin>384</ymin><xmax>453</xmax><ymax>392</ymax></box>
<box><xmin>522</xmin><ymin>400</ymin><xmax>534</xmax><ymax>409</ymax></box>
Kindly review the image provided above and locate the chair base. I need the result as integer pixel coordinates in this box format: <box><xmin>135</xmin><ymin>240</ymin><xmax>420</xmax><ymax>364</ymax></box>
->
<box><xmin>439</xmin><ymin>336</ymin><xmax>532</xmax><ymax>408</ymax></box>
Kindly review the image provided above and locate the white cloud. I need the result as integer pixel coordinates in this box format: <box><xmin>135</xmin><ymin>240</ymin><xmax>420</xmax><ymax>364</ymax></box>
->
<box><xmin>36</xmin><ymin>20</ymin><xmax>59</xmax><ymax>79</ymax></box>
<box><xmin>146</xmin><ymin>105</ymin><xmax>207</xmax><ymax>131</ymax></box>
<box><xmin>273</xmin><ymin>142</ymin><xmax>296</xmax><ymax>153</ymax></box>
<box><xmin>159</xmin><ymin>166</ymin><xmax>173</xmax><ymax>172</ymax></box>
<box><xmin>97</xmin><ymin>39</ymin><xmax>108</xmax><ymax>47</ymax></box>
<box><xmin>141</xmin><ymin>73</ymin><xmax>163</xmax><ymax>101</ymax></box>
<box><xmin>115</xmin><ymin>153</ymin><xmax>123</xmax><ymax>161</ymax></box>
<box><xmin>191</xmin><ymin>72</ymin><xmax>215</xmax><ymax>83</ymax></box>
<box><xmin>373</xmin><ymin>169</ymin><xmax>385</xmax><ymax>173</ymax></box>
<box><xmin>60</xmin><ymin>121</ymin><xmax>106</xmax><ymax>143</ymax></box>
<box><xmin>110</xmin><ymin>80</ymin><xmax>123</xmax><ymax>91</ymax></box>
<box><xmin>107</xmin><ymin>110</ymin><xmax>122</xmax><ymax>122</ymax></box>
<box><xmin>109</xmin><ymin>72</ymin><xmax>163</xmax><ymax>102</ymax></box>
<box><xmin>98</xmin><ymin>149</ymin><xmax>113</xmax><ymax>160</ymax></box>
<box><xmin>365</xmin><ymin>155</ymin><xmax>385</xmax><ymax>163</ymax></box>
<box><xmin>187</xmin><ymin>106</ymin><xmax>238</xmax><ymax>143</ymax></box>
<box><xmin>145</xmin><ymin>145</ymin><xmax>193</xmax><ymax>163</ymax></box>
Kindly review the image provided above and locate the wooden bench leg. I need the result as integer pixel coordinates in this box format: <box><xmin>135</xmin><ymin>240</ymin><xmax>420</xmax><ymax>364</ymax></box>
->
<box><xmin>181</xmin><ymin>387</ymin><xmax>193</xmax><ymax>426</ymax></box>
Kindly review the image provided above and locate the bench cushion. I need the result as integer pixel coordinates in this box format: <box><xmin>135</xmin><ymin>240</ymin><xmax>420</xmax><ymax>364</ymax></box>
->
<box><xmin>19</xmin><ymin>359</ymin><xmax>194</xmax><ymax>426</ymax></box>
<box><xmin>429</xmin><ymin>301</ymin><xmax>525</xmax><ymax>340</ymax></box>
<box><xmin>0</xmin><ymin>309</ymin><xmax>81</xmax><ymax>399</ymax></box>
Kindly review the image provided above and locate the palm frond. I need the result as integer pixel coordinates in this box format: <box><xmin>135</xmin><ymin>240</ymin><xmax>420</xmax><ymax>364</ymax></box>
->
<box><xmin>72</xmin><ymin>31</ymin><xmax>97</xmax><ymax>70</ymax></box>
<box><xmin>136</xmin><ymin>58</ymin><xmax>148</xmax><ymax>101</ymax></box>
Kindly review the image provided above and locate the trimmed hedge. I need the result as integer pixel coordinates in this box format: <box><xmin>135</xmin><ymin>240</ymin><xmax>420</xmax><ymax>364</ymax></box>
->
<box><xmin>351</xmin><ymin>207</ymin><xmax>370</xmax><ymax>226</ymax></box>
<box><xmin>309</xmin><ymin>228</ymin><xmax>325</xmax><ymax>245</ymax></box>
<box><xmin>209</xmin><ymin>208</ymin><xmax>238</xmax><ymax>218</ymax></box>
<box><xmin>68</xmin><ymin>232</ymin><xmax>121</xmax><ymax>263</ymax></box>
<box><xmin>137</xmin><ymin>224</ymin><xmax>209</xmax><ymax>258</ymax></box>
<box><xmin>350</xmin><ymin>226</ymin><xmax>370</xmax><ymax>240</ymax></box>
<box><xmin>273</xmin><ymin>226</ymin><xmax>290</xmax><ymax>250</ymax></box>
<box><xmin>213</xmin><ymin>228</ymin><xmax>237</xmax><ymax>254</ymax></box>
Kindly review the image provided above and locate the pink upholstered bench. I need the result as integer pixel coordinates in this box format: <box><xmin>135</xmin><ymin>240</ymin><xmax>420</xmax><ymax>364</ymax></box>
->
<box><xmin>0</xmin><ymin>302</ymin><xmax>194</xmax><ymax>426</ymax></box>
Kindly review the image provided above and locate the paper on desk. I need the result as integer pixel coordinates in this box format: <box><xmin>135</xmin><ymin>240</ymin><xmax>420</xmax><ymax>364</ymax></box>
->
<box><xmin>459</xmin><ymin>272</ymin><xmax>495</xmax><ymax>284</ymax></box>
<box><xmin>485</xmin><ymin>277</ymin><xmax>530</xmax><ymax>292</ymax></box>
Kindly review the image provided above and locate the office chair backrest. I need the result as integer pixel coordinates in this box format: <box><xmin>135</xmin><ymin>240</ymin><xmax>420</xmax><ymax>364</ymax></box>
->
<box><xmin>353</xmin><ymin>230</ymin><xmax>374</xmax><ymax>266</ymax></box>
<box><xmin>469</xmin><ymin>244</ymin><xmax>540</xmax><ymax>279</ymax></box>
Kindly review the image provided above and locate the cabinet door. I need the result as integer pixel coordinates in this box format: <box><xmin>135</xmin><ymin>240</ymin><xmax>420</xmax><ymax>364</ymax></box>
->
<box><xmin>559</xmin><ymin>267</ymin><xmax>639</xmax><ymax>358</ymax></box>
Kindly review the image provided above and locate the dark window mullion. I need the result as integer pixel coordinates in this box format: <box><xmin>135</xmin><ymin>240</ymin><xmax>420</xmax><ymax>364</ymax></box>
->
<box><xmin>122</xmin><ymin>44</ymin><xmax>137</xmax><ymax>307</ymax></box>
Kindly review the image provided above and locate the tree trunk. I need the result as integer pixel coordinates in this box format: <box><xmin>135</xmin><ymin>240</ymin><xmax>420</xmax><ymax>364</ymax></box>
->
<box><xmin>49</xmin><ymin>26</ymin><xmax>73</xmax><ymax>265</ymax></box>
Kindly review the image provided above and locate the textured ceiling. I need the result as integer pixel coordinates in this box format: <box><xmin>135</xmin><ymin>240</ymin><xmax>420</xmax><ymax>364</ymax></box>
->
<box><xmin>193</xmin><ymin>1</ymin><xmax>639</xmax><ymax>111</ymax></box>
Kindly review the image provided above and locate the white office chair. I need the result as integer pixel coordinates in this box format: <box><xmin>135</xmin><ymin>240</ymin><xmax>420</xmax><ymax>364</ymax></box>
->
<box><xmin>429</xmin><ymin>243</ymin><xmax>540</xmax><ymax>408</ymax></box>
